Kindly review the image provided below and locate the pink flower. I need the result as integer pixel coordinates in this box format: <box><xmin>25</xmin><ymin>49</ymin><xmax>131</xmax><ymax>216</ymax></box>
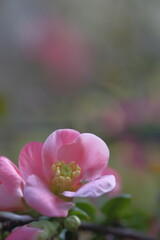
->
<box><xmin>6</xmin><ymin>225</ymin><xmax>42</xmax><ymax>240</ymax></box>
<box><xmin>102</xmin><ymin>168</ymin><xmax>121</xmax><ymax>197</ymax></box>
<box><xmin>19</xmin><ymin>129</ymin><xmax>116</xmax><ymax>217</ymax></box>
<box><xmin>150</xmin><ymin>220</ymin><xmax>160</xmax><ymax>237</ymax></box>
<box><xmin>22</xmin><ymin>19</ymin><xmax>92</xmax><ymax>94</ymax></box>
<box><xmin>0</xmin><ymin>156</ymin><xmax>25</xmax><ymax>211</ymax></box>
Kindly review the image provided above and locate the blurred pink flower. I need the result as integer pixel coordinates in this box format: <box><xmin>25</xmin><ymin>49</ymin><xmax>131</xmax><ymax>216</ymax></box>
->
<box><xmin>102</xmin><ymin>103</ymin><xmax>126</xmax><ymax>136</ymax></box>
<box><xmin>121</xmin><ymin>97</ymin><xmax>160</xmax><ymax>127</ymax></box>
<box><xmin>6</xmin><ymin>224</ymin><xmax>42</xmax><ymax>240</ymax></box>
<box><xmin>120</xmin><ymin>136</ymin><xmax>146</xmax><ymax>169</ymax></box>
<box><xmin>19</xmin><ymin>129</ymin><xmax>116</xmax><ymax>217</ymax></box>
<box><xmin>101</xmin><ymin>97</ymin><xmax>160</xmax><ymax>170</ymax></box>
<box><xmin>150</xmin><ymin>220</ymin><xmax>160</xmax><ymax>238</ymax></box>
<box><xmin>102</xmin><ymin>97</ymin><xmax>160</xmax><ymax>138</ymax></box>
<box><xmin>0</xmin><ymin>156</ymin><xmax>25</xmax><ymax>211</ymax></box>
<box><xmin>23</xmin><ymin>19</ymin><xmax>92</xmax><ymax>93</ymax></box>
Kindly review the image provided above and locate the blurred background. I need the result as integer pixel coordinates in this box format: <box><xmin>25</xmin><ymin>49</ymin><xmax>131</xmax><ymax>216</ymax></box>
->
<box><xmin>0</xmin><ymin>0</ymin><xmax>160</xmax><ymax>224</ymax></box>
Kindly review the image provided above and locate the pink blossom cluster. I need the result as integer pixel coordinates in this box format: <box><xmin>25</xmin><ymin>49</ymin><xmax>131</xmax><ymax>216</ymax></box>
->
<box><xmin>103</xmin><ymin>97</ymin><xmax>160</xmax><ymax>137</ymax></box>
<box><xmin>22</xmin><ymin>19</ymin><xmax>92</xmax><ymax>93</ymax></box>
<box><xmin>0</xmin><ymin>129</ymin><xmax>118</xmax><ymax>239</ymax></box>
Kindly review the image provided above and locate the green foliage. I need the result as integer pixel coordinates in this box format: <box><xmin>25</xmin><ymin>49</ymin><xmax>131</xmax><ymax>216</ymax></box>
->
<box><xmin>1</xmin><ymin>231</ymin><xmax>10</xmax><ymax>240</ymax></box>
<box><xmin>102</xmin><ymin>194</ymin><xmax>132</xmax><ymax>223</ymax></box>
<box><xmin>68</xmin><ymin>206</ymin><xmax>89</xmax><ymax>221</ymax></box>
<box><xmin>76</xmin><ymin>202</ymin><xmax>97</xmax><ymax>221</ymax></box>
<box><xmin>30</xmin><ymin>220</ymin><xmax>57</xmax><ymax>240</ymax></box>
<box><xmin>125</xmin><ymin>210</ymin><xmax>151</xmax><ymax>231</ymax></box>
<box><xmin>69</xmin><ymin>202</ymin><xmax>96</xmax><ymax>221</ymax></box>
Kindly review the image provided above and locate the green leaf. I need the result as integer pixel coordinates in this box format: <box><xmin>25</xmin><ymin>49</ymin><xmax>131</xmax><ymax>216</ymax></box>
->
<box><xmin>68</xmin><ymin>207</ymin><xmax>89</xmax><ymax>221</ymax></box>
<box><xmin>102</xmin><ymin>194</ymin><xmax>132</xmax><ymax>222</ymax></box>
<box><xmin>125</xmin><ymin>210</ymin><xmax>150</xmax><ymax>231</ymax></box>
<box><xmin>76</xmin><ymin>202</ymin><xmax>96</xmax><ymax>221</ymax></box>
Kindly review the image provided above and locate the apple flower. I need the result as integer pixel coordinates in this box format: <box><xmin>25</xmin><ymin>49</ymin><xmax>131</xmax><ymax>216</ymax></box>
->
<box><xmin>102</xmin><ymin>168</ymin><xmax>121</xmax><ymax>197</ymax></box>
<box><xmin>6</xmin><ymin>220</ymin><xmax>56</xmax><ymax>240</ymax></box>
<box><xmin>0</xmin><ymin>156</ymin><xmax>25</xmax><ymax>211</ymax></box>
<box><xmin>19</xmin><ymin>129</ymin><xmax>116</xmax><ymax>217</ymax></box>
<box><xmin>6</xmin><ymin>225</ymin><xmax>42</xmax><ymax>240</ymax></box>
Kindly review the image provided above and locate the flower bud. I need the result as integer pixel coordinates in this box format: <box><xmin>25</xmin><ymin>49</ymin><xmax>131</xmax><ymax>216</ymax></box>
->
<box><xmin>64</xmin><ymin>215</ymin><xmax>81</xmax><ymax>231</ymax></box>
<box><xmin>30</xmin><ymin>220</ymin><xmax>56</xmax><ymax>240</ymax></box>
<box><xmin>6</xmin><ymin>220</ymin><xmax>58</xmax><ymax>240</ymax></box>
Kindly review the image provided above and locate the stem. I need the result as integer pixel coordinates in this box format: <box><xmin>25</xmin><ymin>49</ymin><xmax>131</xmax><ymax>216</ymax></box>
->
<box><xmin>79</xmin><ymin>222</ymin><xmax>158</xmax><ymax>240</ymax></box>
<box><xmin>0</xmin><ymin>212</ymin><xmax>34</xmax><ymax>231</ymax></box>
<box><xmin>0</xmin><ymin>213</ymin><xmax>158</xmax><ymax>240</ymax></box>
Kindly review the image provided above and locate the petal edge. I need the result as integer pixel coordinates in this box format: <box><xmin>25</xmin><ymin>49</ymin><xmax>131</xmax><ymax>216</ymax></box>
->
<box><xmin>62</xmin><ymin>175</ymin><xmax>116</xmax><ymax>198</ymax></box>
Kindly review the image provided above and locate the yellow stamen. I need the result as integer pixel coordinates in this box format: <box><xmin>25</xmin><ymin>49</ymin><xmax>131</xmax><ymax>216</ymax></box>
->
<box><xmin>72</xmin><ymin>170</ymin><xmax>81</xmax><ymax>178</ymax></box>
<box><xmin>51</xmin><ymin>161</ymin><xmax>81</xmax><ymax>199</ymax></box>
<box><xmin>55</xmin><ymin>167</ymin><xmax>61</xmax><ymax>176</ymax></box>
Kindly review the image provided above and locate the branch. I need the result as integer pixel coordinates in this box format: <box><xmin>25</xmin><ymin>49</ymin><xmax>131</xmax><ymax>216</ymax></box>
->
<box><xmin>0</xmin><ymin>213</ymin><xmax>158</xmax><ymax>240</ymax></box>
<box><xmin>79</xmin><ymin>222</ymin><xmax>158</xmax><ymax>240</ymax></box>
<box><xmin>0</xmin><ymin>212</ymin><xmax>34</xmax><ymax>232</ymax></box>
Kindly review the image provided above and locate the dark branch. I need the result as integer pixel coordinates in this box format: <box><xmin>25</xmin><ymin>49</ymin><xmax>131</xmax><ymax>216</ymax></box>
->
<box><xmin>0</xmin><ymin>212</ymin><xmax>34</xmax><ymax>232</ymax></box>
<box><xmin>79</xmin><ymin>222</ymin><xmax>158</xmax><ymax>240</ymax></box>
<box><xmin>0</xmin><ymin>213</ymin><xmax>158</xmax><ymax>240</ymax></box>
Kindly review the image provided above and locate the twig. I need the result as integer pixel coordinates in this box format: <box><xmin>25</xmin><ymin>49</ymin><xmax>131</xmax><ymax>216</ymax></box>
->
<box><xmin>79</xmin><ymin>222</ymin><xmax>158</xmax><ymax>240</ymax></box>
<box><xmin>0</xmin><ymin>213</ymin><xmax>158</xmax><ymax>240</ymax></box>
<box><xmin>0</xmin><ymin>212</ymin><xmax>34</xmax><ymax>232</ymax></box>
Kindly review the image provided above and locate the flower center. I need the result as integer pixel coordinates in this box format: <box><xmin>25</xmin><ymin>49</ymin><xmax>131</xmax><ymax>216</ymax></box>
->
<box><xmin>51</xmin><ymin>161</ymin><xmax>81</xmax><ymax>198</ymax></box>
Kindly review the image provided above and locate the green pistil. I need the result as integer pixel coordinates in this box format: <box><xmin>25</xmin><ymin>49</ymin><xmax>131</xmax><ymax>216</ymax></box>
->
<box><xmin>61</xmin><ymin>164</ymin><xmax>72</xmax><ymax>177</ymax></box>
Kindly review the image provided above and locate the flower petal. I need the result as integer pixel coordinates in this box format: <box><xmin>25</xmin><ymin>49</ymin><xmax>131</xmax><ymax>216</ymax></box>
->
<box><xmin>0</xmin><ymin>156</ymin><xmax>23</xmax><ymax>188</ymax></box>
<box><xmin>42</xmin><ymin>129</ymin><xmax>80</xmax><ymax>180</ymax></box>
<box><xmin>0</xmin><ymin>184</ymin><xmax>24</xmax><ymax>211</ymax></box>
<box><xmin>0</xmin><ymin>156</ymin><xmax>25</xmax><ymax>211</ymax></box>
<box><xmin>101</xmin><ymin>168</ymin><xmax>121</xmax><ymax>196</ymax></box>
<box><xmin>24</xmin><ymin>175</ymin><xmax>73</xmax><ymax>217</ymax></box>
<box><xmin>58</xmin><ymin>133</ymin><xmax>110</xmax><ymax>181</ymax></box>
<box><xmin>18</xmin><ymin>142</ymin><xmax>46</xmax><ymax>182</ymax></box>
<box><xmin>62</xmin><ymin>175</ymin><xmax>116</xmax><ymax>198</ymax></box>
<box><xmin>6</xmin><ymin>225</ymin><xmax>42</xmax><ymax>240</ymax></box>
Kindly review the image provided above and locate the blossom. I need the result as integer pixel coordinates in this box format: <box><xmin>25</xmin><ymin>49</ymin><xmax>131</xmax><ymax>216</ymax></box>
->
<box><xmin>6</xmin><ymin>225</ymin><xmax>42</xmax><ymax>240</ymax></box>
<box><xmin>19</xmin><ymin>129</ymin><xmax>116</xmax><ymax>217</ymax></box>
<box><xmin>102</xmin><ymin>168</ymin><xmax>121</xmax><ymax>197</ymax></box>
<box><xmin>6</xmin><ymin>220</ymin><xmax>56</xmax><ymax>240</ymax></box>
<box><xmin>0</xmin><ymin>156</ymin><xmax>25</xmax><ymax>211</ymax></box>
<box><xmin>150</xmin><ymin>220</ymin><xmax>160</xmax><ymax>238</ymax></box>
<box><xmin>21</xmin><ymin>18</ymin><xmax>92</xmax><ymax>94</ymax></box>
